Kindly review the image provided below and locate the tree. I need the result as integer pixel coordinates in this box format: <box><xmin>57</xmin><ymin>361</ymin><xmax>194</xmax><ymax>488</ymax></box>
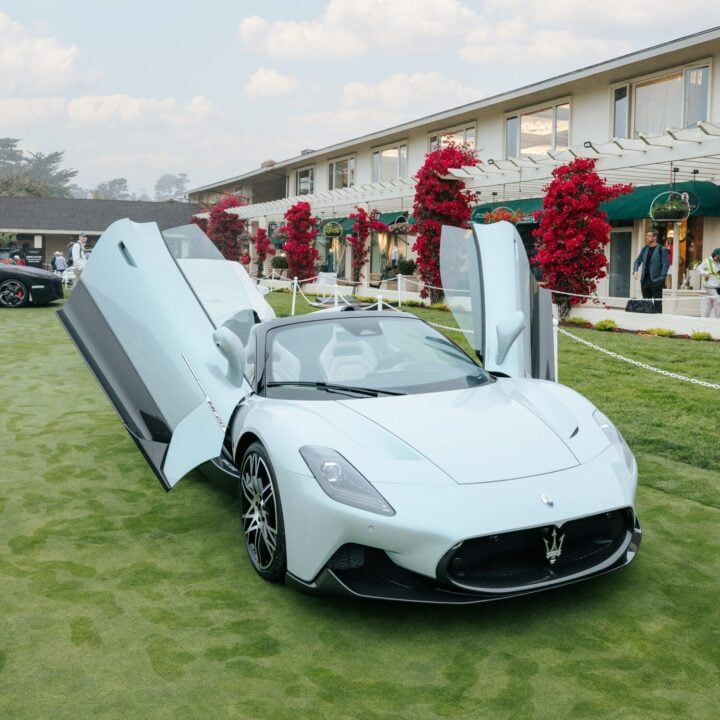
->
<box><xmin>253</xmin><ymin>227</ymin><xmax>275</xmax><ymax>278</ymax></box>
<box><xmin>0</xmin><ymin>137</ymin><xmax>78</xmax><ymax>197</ymax></box>
<box><xmin>411</xmin><ymin>144</ymin><xmax>477</xmax><ymax>302</ymax></box>
<box><xmin>204</xmin><ymin>193</ymin><xmax>248</xmax><ymax>259</ymax></box>
<box><xmin>154</xmin><ymin>173</ymin><xmax>189</xmax><ymax>201</ymax></box>
<box><xmin>347</xmin><ymin>207</ymin><xmax>388</xmax><ymax>282</ymax></box>
<box><xmin>532</xmin><ymin>158</ymin><xmax>632</xmax><ymax>317</ymax></box>
<box><xmin>92</xmin><ymin>178</ymin><xmax>132</xmax><ymax>200</ymax></box>
<box><xmin>277</xmin><ymin>201</ymin><xmax>319</xmax><ymax>281</ymax></box>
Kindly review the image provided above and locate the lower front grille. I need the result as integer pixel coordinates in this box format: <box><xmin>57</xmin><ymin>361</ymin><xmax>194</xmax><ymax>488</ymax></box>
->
<box><xmin>439</xmin><ymin>508</ymin><xmax>634</xmax><ymax>591</ymax></box>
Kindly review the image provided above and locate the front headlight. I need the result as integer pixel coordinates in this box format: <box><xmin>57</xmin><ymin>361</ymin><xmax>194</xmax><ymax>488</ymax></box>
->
<box><xmin>299</xmin><ymin>446</ymin><xmax>395</xmax><ymax>516</ymax></box>
<box><xmin>593</xmin><ymin>410</ymin><xmax>635</xmax><ymax>474</ymax></box>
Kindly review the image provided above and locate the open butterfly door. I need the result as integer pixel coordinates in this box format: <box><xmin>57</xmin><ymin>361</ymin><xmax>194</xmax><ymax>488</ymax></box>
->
<box><xmin>439</xmin><ymin>221</ymin><xmax>556</xmax><ymax>380</ymax></box>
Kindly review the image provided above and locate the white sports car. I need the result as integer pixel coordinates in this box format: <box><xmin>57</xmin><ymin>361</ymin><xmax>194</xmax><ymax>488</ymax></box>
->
<box><xmin>58</xmin><ymin>220</ymin><xmax>641</xmax><ymax>603</ymax></box>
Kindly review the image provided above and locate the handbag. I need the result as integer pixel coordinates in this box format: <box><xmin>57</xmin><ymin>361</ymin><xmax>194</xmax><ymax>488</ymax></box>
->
<box><xmin>625</xmin><ymin>298</ymin><xmax>658</xmax><ymax>313</ymax></box>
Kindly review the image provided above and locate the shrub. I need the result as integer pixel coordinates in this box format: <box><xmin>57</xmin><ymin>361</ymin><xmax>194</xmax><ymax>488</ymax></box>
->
<box><xmin>566</xmin><ymin>316</ymin><xmax>591</xmax><ymax>325</ymax></box>
<box><xmin>277</xmin><ymin>201</ymin><xmax>320</xmax><ymax>281</ymax></box>
<box><xmin>593</xmin><ymin>319</ymin><xmax>617</xmax><ymax>332</ymax></box>
<box><xmin>397</xmin><ymin>257</ymin><xmax>416</xmax><ymax>275</ymax></box>
<box><xmin>690</xmin><ymin>331</ymin><xmax>713</xmax><ymax>341</ymax></box>
<box><xmin>270</xmin><ymin>255</ymin><xmax>288</xmax><ymax>269</ymax></box>
<box><xmin>646</xmin><ymin>327</ymin><xmax>676</xmax><ymax>337</ymax></box>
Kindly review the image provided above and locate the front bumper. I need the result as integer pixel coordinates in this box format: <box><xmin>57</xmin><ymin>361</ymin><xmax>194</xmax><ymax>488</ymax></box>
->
<box><xmin>288</xmin><ymin>512</ymin><xmax>642</xmax><ymax>604</ymax></box>
<box><xmin>29</xmin><ymin>280</ymin><xmax>64</xmax><ymax>304</ymax></box>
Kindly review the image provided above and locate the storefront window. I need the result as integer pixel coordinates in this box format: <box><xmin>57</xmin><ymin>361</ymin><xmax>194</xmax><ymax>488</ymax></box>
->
<box><xmin>506</xmin><ymin>102</ymin><xmax>571</xmax><ymax>157</ymax></box>
<box><xmin>372</xmin><ymin>144</ymin><xmax>408</xmax><ymax>182</ymax></box>
<box><xmin>328</xmin><ymin>157</ymin><xmax>355</xmax><ymax>190</ymax></box>
<box><xmin>295</xmin><ymin>167</ymin><xmax>314</xmax><ymax>195</ymax></box>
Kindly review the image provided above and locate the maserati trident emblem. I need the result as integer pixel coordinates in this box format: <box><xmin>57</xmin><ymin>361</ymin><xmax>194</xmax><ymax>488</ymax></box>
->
<box><xmin>541</xmin><ymin>494</ymin><xmax>554</xmax><ymax>507</ymax></box>
<box><xmin>544</xmin><ymin>528</ymin><xmax>565</xmax><ymax>565</ymax></box>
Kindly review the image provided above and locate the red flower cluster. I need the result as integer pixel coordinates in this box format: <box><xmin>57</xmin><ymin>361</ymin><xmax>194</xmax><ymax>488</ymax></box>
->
<box><xmin>532</xmin><ymin>158</ymin><xmax>632</xmax><ymax>311</ymax></box>
<box><xmin>191</xmin><ymin>193</ymin><xmax>247</xmax><ymax>259</ymax></box>
<box><xmin>347</xmin><ymin>207</ymin><xmax>389</xmax><ymax>282</ymax></box>
<box><xmin>253</xmin><ymin>227</ymin><xmax>275</xmax><ymax>277</ymax></box>
<box><xmin>277</xmin><ymin>201</ymin><xmax>320</xmax><ymax>281</ymax></box>
<box><xmin>484</xmin><ymin>208</ymin><xmax>524</xmax><ymax>225</ymax></box>
<box><xmin>411</xmin><ymin>144</ymin><xmax>477</xmax><ymax>300</ymax></box>
<box><xmin>240</xmin><ymin>254</ymin><xmax>251</xmax><ymax>265</ymax></box>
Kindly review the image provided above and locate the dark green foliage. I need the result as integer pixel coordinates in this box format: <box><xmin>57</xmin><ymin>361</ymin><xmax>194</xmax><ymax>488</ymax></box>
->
<box><xmin>0</xmin><ymin>138</ymin><xmax>78</xmax><ymax>197</ymax></box>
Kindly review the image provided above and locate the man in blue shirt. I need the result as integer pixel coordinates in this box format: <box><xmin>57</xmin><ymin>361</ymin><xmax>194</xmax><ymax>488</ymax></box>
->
<box><xmin>632</xmin><ymin>229</ymin><xmax>670</xmax><ymax>312</ymax></box>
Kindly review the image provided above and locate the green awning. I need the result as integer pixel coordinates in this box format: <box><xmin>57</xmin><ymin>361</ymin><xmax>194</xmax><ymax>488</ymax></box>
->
<box><xmin>471</xmin><ymin>197</ymin><xmax>542</xmax><ymax>223</ymax></box>
<box><xmin>601</xmin><ymin>181</ymin><xmax>720</xmax><ymax>220</ymax></box>
<box><xmin>378</xmin><ymin>211</ymin><xmax>414</xmax><ymax>225</ymax></box>
<box><xmin>470</xmin><ymin>181</ymin><xmax>720</xmax><ymax>224</ymax></box>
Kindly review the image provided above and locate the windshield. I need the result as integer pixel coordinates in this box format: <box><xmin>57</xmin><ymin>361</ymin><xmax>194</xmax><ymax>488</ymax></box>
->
<box><xmin>263</xmin><ymin>315</ymin><xmax>490</xmax><ymax>399</ymax></box>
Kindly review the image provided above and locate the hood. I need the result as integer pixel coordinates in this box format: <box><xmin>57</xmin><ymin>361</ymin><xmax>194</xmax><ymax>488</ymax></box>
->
<box><xmin>4</xmin><ymin>265</ymin><xmax>59</xmax><ymax>280</ymax></box>
<box><xmin>339</xmin><ymin>383</ymin><xmax>579</xmax><ymax>484</ymax></box>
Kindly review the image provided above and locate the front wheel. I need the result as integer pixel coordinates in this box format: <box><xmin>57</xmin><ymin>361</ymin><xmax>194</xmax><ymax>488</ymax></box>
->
<box><xmin>0</xmin><ymin>279</ymin><xmax>29</xmax><ymax>308</ymax></box>
<box><xmin>239</xmin><ymin>442</ymin><xmax>286</xmax><ymax>582</ymax></box>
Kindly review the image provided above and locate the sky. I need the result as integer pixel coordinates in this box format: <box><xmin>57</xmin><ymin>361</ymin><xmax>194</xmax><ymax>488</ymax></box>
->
<box><xmin>1</xmin><ymin>1</ymin><xmax>719</xmax><ymax>197</ymax></box>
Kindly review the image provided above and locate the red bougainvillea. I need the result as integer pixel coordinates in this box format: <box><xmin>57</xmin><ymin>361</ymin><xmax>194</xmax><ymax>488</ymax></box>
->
<box><xmin>253</xmin><ymin>227</ymin><xmax>275</xmax><ymax>277</ymax></box>
<box><xmin>347</xmin><ymin>207</ymin><xmax>389</xmax><ymax>282</ymax></box>
<box><xmin>277</xmin><ymin>201</ymin><xmax>320</xmax><ymax>281</ymax></box>
<box><xmin>532</xmin><ymin>158</ymin><xmax>632</xmax><ymax>314</ymax></box>
<box><xmin>412</xmin><ymin>144</ymin><xmax>478</xmax><ymax>301</ymax></box>
<box><xmin>192</xmin><ymin>193</ymin><xmax>247</xmax><ymax>259</ymax></box>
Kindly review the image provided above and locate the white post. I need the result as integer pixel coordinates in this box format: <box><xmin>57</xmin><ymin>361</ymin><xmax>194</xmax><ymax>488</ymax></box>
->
<box><xmin>552</xmin><ymin>317</ymin><xmax>559</xmax><ymax>382</ymax></box>
<box><xmin>670</xmin><ymin>220</ymin><xmax>679</xmax><ymax>314</ymax></box>
<box><xmin>291</xmin><ymin>276</ymin><xmax>298</xmax><ymax>316</ymax></box>
<box><xmin>334</xmin><ymin>284</ymin><xmax>339</xmax><ymax>308</ymax></box>
<box><xmin>397</xmin><ymin>273</ymin><xmax>403</xmax><ymax>308</ymax></box>
<box><xmin>377</xmin><ymin>294</ymin><xmax>383</xmax><ymax>312</ymax></box>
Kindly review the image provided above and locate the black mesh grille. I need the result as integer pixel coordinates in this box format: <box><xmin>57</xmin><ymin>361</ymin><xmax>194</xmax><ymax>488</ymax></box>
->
<box><xmin>442</xmin><ymin>509</ymin><xmax>633</xmax><ymax>590</ymax></box>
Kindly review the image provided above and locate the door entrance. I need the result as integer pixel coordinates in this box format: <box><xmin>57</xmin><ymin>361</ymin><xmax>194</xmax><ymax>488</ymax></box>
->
<box><xmin>609</xmin><ymin>229</ymin><xmax>632</xmax><ymax>298</ymax></box>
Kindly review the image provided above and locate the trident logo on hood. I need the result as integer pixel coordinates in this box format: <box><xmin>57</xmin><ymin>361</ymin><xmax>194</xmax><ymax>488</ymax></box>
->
<box><xmin>544</xmin><ymin>528</ymin><xmax>565</xmax><ymax>565</ymax></box>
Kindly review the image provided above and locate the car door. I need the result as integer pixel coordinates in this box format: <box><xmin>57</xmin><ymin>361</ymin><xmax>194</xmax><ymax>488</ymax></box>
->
<box><xmin>439</xmin><ymin>221</ymin><xmax>556</xmax><ymax>380</ymax></box>
<box><xmin>58</xmin><ymin>220</ymin><xmax>266</xmax><ymax>490</ymax></box>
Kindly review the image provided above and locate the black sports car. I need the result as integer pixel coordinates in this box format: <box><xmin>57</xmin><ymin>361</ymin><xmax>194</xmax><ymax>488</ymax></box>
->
<box><xmin>0</xmin><ymin>263</ymin><xmax>64</xmax><ymax>308</ymax></box>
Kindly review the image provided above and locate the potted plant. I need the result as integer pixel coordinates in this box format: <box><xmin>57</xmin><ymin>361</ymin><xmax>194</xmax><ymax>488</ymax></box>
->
<box><xmin>484</xmin><ymin>207</ymin><xmax>525</xmax><ymax>224</ymax></box>
<box><xmin>649</xmin><ymin>192</ymin><xmax>690</xmax><ymax>221</ymax></box>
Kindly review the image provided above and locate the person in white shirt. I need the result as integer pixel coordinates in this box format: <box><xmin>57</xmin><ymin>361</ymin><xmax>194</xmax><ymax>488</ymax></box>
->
<box><xmin>71</xmin><ymin>233</ymin><xmax>88</xmax><ymax>283</ymax></box>
<box><xmin>699</xmin><ymin>248</ymin><xmax>720</xmax><ymax>318</ymax></box>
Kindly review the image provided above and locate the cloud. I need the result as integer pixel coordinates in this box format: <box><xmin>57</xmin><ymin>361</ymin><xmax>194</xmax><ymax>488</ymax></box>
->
<box><xmin>0</xmin><ymin>96</ymin><xmax>66</xmax><ymax>127</ymax></box>
<box><xmin>244</xmin><ymin>68</ymin><xmax>299</xmax><ymax>97</ymax></box>
<box><xmin>66</xmin><ymin>94</ymin><xmax>221</xmax><ymax>127</ymax></box>
<box><xmin>0</xmin><ymin>12</ymin><xmax>77</xmax><ymax>95</ymax></box>
<box><xmin>239</xmin><ymin>0</ymin><xmax>477</xmax><ymax>58</ymax></box>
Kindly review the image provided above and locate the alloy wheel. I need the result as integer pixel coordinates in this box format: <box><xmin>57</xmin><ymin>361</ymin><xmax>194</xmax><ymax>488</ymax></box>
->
<box><xmin>240</xmin><ymin>451</ymin><xmax>279</xmax><ymax>571</ymax></box>
<box><xmin>0</xmin><ymin>279</ymin><xmax>28</xmax><ymax>308</ymax></box>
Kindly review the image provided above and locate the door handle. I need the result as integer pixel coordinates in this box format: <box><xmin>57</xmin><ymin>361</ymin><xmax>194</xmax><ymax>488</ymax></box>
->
<box><xmin>118</xmin><ymin>241</ymin><xmax>137</xmax><ymax>267</ymax></box>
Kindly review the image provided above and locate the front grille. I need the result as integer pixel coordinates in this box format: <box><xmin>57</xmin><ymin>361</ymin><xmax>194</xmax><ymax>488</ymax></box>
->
<box><xmin>440</xmin><ymin>508</ymin><xmax>633</xmax><ymax>591</ymax></box>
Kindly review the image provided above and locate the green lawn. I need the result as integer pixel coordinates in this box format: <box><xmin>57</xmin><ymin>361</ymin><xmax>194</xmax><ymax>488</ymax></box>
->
<box><xmin>1</xmin><ymin>295</ymin><xmax>718</xmax><ymax>720</ymax></box>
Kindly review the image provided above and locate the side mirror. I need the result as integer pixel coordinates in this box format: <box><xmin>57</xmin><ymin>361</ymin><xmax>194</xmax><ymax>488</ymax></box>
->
<box><xmin>213</xmin><ymin>327</ymin><xmax>246</xmax><ymax>387</ymax></box>
<box><xmin>495</xmin><ymin>310</ymin><xmax>526</xmax><ymax>365</ymax></box>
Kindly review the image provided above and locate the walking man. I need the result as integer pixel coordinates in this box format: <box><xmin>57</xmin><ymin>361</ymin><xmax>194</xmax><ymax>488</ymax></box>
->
<box><xmin>632</xmin><ymin>229</ymin><xmax>670</xmax><ymax>313</ymax></box>
<box><xmin>71</xmin><ymin>233</ymin><xmax>88</xmax><ymax>283</ymax></box>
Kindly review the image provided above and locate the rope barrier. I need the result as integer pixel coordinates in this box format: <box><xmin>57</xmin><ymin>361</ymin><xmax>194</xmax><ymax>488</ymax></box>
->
<box><xmin>558</xmin><ymin>328</ymin><xmax>720</xmax><ymax>390</ymax></box>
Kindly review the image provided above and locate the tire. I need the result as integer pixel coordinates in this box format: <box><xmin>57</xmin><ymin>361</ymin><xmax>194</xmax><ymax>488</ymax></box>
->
<box><xmin>239</xmin><ymin>441</ymin><xmax>286</xmax><ymax>582</ymax></box>
<box><xmin>0</xmin><ymin>278</ymin><xmax>29</xmax><ymax>308</ymax></box>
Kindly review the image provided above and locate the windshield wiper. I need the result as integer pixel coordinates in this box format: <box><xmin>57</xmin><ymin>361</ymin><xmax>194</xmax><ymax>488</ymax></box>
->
<box><xmin>265</xmin><ymin>381</ymin><xmax>405</xmax><ymax>397</ymax></box>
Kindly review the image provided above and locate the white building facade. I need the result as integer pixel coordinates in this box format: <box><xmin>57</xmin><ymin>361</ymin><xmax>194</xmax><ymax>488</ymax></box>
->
<box><xmin>190</xmin><ymin>28</ymin><xmax>720</xmax><ymax>307</ymax></box>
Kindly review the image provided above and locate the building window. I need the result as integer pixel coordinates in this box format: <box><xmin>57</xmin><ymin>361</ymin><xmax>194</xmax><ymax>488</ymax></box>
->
<box><xmin>428</xmin><ymin>125</ymin><xmax>476</xmax><ymax>152</ymax></box>
<box><xmin>629</xmin><ymin>64</ymin><xmax>709</xmax><ymax>137</ymax></box>
<box><xmin>613</xmin><ymin>86</ymin><xmax>629</xmax><ymax>138</ymax></box>
<box><xmin>328</xmin><ymin>156</ymin><xmax>355</xmax><ymax>190</ymax></box>
<box><xmin>372</xmin><ymin>143</ymin><xmax>408</xmax><ymax>182</ymax></box>
<box><xmin>505</xmin><ymin>102</ymin><xmax>570</xmax><ymax>157</ymax></box>
<box><xmin>295</xmin><ymin>167</ymin><xmax>314</xmax><ymax>195</ymax></box>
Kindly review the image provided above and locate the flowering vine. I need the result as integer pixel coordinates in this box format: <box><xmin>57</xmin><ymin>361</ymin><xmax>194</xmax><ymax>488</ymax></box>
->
<box><xmin>532</xmin><ymin>158</ymin><xmax>632</xmax><ymax>316</ymax></box>
<box><xmin>484</xmin><ymin>207</ymin><xmax>525</xmax><ymax>225</ymax></box>
<box><xmin>411</xmin><ymin>144</ymin><xmax>478</xmax><ymax>301</ymax></box>
<box><xmin>347</xmin><ymin>207</ymin><xmax>389</xmax><ymax>282</ymax></box>
<box><xmin>277</xmin><ymin>201</ymin><xmax>320</xmax><ymax>281</ymax></box>
<box><xmin>253</xmin><ymin>227</ymin><xmax>275</xmax><ymax>277</ymax></box>
<box><xmin>191</xmin><ymin>193</ymin><xmax>247</xmax><ymax>259</ymax></box>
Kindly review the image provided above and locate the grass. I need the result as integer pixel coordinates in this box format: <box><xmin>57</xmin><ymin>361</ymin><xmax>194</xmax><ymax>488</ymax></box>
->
<box><xmin>1</xmin><ymin>294</ymin><xmax>719</xmax><ymax>720</ymax></box>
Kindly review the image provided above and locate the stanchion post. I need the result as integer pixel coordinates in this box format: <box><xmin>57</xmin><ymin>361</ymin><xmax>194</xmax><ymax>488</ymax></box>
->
<box><xmin>552</xmin><ymin>317</ymin><xmax>559</xmax><ymax>382</ymax></box>
<box><xmin>334</xmin><ymin>284</ymin><xmax>339</xmax><ymax>308</ymax></box>
<box><xmin>397</xmin><ymin>274</ymin><xmax>403</xmax><ymax>308</ymax></box>
<box><xmin>377</xmin><ymin>294</ymin><xmax>383</xmax><ymax>312</ymax></box>
<box><xmin>291</xmin><ymin>276</ymin><xmax>298</xmax><ymax>316</ymax></box>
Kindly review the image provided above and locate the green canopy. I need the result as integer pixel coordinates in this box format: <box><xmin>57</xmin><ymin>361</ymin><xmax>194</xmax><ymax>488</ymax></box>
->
<box><xmin>470</xmin><ymin>181</ymin><xmax>720</xmax><ymax>224</ymax></box>
<box><xmin>378</xmin><ymin>211</ymin><xmax>414</xmax><ymax>225</ymax></box>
